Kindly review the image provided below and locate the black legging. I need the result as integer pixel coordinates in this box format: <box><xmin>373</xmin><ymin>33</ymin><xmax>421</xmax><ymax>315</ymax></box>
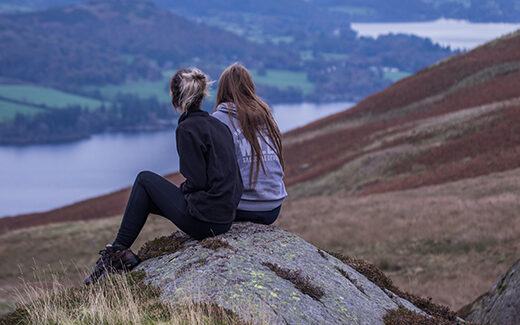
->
<box><xmin>235</xmin><ymin>206</ymin><xmax>281</xmax><ymax>225</ymax></box>
<box><xmin>113</xmin><ymin>171</ymin><xmax>231</xmax><ymax>248</ymax></box>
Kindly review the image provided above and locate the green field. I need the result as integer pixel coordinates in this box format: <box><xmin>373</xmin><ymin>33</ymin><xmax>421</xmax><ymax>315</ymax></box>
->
<box><xmin>250</xmin><ymin>69</ymin><xmax>315</xmax><ymax>94</ymax></box>
<box><xmin>383</xmin><ymin>69</ymin><xmax>411</xmax><ymax>82</ymax></box>
<box><xmin>0</xmin><ymin>99</ymin><xmax>42</xmax><ymax>121</ymax></box>
<box><xmin>85</xmin><ymin>68</ymin><xmax>314</xmax><ymax>101</ymax></box>
<box><xmin>0</xmin><ymin>85</ymin><xmax>105</xmax><ymax>110</ymax></box>
<box><xmin>0</xmin><ymin>69</ymin><xmax>314</xmax><ymax>121</ymax></box>
<box><xmin>83</xmin><ymin>71</ymin><xmax>174</xmax><ymax>104</ymax></box>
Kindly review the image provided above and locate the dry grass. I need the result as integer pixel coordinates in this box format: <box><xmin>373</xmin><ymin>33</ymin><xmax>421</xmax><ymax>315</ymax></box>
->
<box><xmin>0</xmin><ymin>214</ymin><xmax>175</xmax><ymax>315</ymax></box>
<box><xmin>0</xmin><ymin>270</ymin><xmax>244</xmax><ymax>325</ymax></box>
<box><xmin>277</xmin><ymin>167</ymin><xmax>520</xmax><ymax>310</ymax></box>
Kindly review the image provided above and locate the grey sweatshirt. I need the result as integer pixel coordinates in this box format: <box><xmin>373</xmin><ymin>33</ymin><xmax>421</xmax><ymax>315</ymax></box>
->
<box><xmin>212</xmin><ymin>103</ymin><xmax>287</xmax><ymax>211</ymax></box>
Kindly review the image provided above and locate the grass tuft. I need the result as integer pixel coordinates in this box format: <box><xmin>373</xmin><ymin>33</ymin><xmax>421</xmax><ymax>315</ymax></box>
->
<box><xmin>0</xmin><ymin>270</ymin><xmax>170</xmax><ymax>324</ymax></box>
<box><xmin>262</xmin><ymin>262</ymin><xmax>324</xmax><ymax>300</ymax></box>
<box><xmin>0</xmin><ymin>269</ymin><xmax>247</xmax><ymax>325</ymax></box>
<box><xmin>137</xmin><ymin>234</ymin><xmax>186</xmax><ymax>260</ymax></box>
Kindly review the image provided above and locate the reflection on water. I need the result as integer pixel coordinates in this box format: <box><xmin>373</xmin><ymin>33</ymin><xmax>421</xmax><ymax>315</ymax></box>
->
<box><xmin>0</xmin><ymin>102</ymin><xmax>353</xmax><ymax>217</ymax></box>
<box><xmin>273</xmin><ymin>102</ymin><xmax>353</xmax><ymax>132</ymax></box>
<box><xmin>352</xmin><ymin>18</ymin><xmax>520</xmax><ymax>50</ymax></box>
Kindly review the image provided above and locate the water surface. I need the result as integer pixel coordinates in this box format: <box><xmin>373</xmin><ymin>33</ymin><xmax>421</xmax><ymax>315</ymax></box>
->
<box><xmin>0</xmin><ymin>102</ymin><xmax>353</xmax><ymax>217</ymax></box>
<box><xmin>351</xmin><ymin>18</ymin><xmax>520</xmax><ymax>50</ymax></box>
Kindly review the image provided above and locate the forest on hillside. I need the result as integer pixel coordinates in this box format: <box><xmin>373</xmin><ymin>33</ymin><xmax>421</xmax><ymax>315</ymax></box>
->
<box><xmin>0</xmin><ymin>0</ymin><xmax>455</xmax><ymax>144</ymax></box>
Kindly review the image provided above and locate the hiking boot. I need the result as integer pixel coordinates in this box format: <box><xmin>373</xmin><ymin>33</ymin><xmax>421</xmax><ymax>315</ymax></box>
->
<box><xmin>83</xmin><ymin>244</ymin><xmax>140</xmax><ymax>285</ymax></box>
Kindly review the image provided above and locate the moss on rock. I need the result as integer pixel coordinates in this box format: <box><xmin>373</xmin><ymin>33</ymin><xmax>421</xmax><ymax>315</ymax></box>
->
<box><xmin>201</xmin><ymin>238</ymin><xmax>232</xmax><ymax>251</ymax></box>
<box><xmin>138</xmin><ymin>234</ymin><xmax>187</xmax><ymax>260</ymax></box>
<box><xmin>261</xmin><ymin>262</ymin><xmax>324</xmax><ymax>300</ymax></box>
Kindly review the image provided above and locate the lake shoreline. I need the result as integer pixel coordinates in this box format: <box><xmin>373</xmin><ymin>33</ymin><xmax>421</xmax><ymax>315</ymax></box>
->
<box><xmin>0</xmin><ymin>100</ymin><xmax>357</xmax><ymax>147</ymax></box>
<box><xmin>0</xmin><ymin>120</ymin><xmax>178</xmax><ymax>147</ymax></box>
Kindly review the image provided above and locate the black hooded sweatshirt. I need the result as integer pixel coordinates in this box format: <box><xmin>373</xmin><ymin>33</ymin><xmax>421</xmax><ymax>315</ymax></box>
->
<box><xmin>176</xmin><ymin>109</ymin><xmax>243</xmax><ymax>224</ymax></box>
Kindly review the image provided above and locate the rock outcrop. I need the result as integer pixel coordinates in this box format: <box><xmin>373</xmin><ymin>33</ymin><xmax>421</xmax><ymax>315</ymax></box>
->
<box><xmin>459</xmin><ymin>259</ymin><xmax>520</xmax><ymax>325</ymax></box>
<box><xmin>135</xmin><ymin>222</ymin><xmax>446</xmax><ymax>324</ymax></box>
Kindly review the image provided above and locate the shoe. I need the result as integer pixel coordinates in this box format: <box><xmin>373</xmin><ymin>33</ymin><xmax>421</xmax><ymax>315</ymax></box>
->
<box><xmin>83</xmin><ymin>244</ymin><xmax>140</xmax><ymax>285</ymax></box>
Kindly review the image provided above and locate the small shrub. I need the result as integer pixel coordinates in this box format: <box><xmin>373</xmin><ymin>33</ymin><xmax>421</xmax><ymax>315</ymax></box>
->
<box><xmin>262</xmin><ymin>262</ymin><xmax>324</xmax><ymax>300</ymax></box>
<box><xmin>138</xmin><ymin>234</ymin><xmax>186</xmax><ymax>260</ymax></box>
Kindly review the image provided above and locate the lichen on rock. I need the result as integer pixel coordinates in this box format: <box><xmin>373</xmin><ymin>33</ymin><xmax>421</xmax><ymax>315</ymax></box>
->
<box><xmin>136</xmin><ymin>222</ymin><xmax>453</xmax><ymax>324</ymax></box>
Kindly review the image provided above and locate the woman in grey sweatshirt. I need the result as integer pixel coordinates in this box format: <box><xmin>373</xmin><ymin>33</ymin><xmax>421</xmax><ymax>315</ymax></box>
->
<box><xmin>212</xmin><ymin>63</ymin><xmax>287</xmax><ymax>224</ymax></box>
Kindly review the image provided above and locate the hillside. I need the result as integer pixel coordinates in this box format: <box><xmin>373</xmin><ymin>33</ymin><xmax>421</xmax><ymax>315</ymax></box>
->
<box><xmin>0</xmin><ymin>1</ymin><xmax>270</xmax><ymax>87</ymax></box>
<box><xmin>282</xmin><ymin>30</ymin><xmax>520</xmax><ymax>192</ymax></box>
<box><xmin>0</xmin><ymin>0</ymin><xmax>453</xmax><ymax>101</ymax></box>
<box><xmin>1</xmin><ymin>29</ymin><xmax>520</xmax><ymax>314</ymax></box>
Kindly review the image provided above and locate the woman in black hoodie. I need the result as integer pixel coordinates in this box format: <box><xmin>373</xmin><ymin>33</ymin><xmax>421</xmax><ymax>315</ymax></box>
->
<box><xmin>84</xmin><ymin>68</ymin><xmax>243</xmax><ymax>284</ymax></box>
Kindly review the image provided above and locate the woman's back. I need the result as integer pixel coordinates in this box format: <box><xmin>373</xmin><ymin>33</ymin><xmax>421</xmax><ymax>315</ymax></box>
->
<box><xmin>213</xmin><ymin>102</ymin><xmax>287</xmax><ymax>212</ymax></box>
<box><xmin>177</xmin><ymin>108</ymin><xmax>243</xmax><ymax>223</ymax></box>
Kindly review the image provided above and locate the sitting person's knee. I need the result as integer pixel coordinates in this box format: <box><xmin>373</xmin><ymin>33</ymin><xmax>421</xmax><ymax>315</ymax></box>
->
<box><xmin>136</xmin><ymin>170</ymin><xmax>155</xmax><ymax>183</ymax></box>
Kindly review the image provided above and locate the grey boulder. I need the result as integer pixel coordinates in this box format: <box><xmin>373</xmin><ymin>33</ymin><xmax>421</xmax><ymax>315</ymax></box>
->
<box><xmin>136</xmin><ymin>222</ymin><xmax>429</xmax><ymax>324</ymax></box>
<box><xmin>460</xmin><ymin>259</ymin><xmax>520</xmax><ymax>325</ymax></box>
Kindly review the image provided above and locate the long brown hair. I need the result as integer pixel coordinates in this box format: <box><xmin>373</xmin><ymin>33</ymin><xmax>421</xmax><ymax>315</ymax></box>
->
<box><xmin>215</xmin><ymin>63</ymin><xmax>284</xmax><ymax>187</ymax></box>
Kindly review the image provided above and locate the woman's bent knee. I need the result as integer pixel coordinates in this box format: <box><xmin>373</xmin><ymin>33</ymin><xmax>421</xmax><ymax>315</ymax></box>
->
<box><xmin>136</xmin><ymin>170</ymin><xmax>158</xmax><ymax>184</ymax></box>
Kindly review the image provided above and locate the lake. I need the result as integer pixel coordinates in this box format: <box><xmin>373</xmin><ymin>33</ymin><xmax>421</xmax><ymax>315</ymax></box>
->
<box><xmin>0</xmin><ymin>101</ymin><xmax>353</xmax><ymax>217</ymax></box>
<box><xmin>351</xmin><ymin>18</ymin><xmax>520</xmax><ymax>50</ymax></box>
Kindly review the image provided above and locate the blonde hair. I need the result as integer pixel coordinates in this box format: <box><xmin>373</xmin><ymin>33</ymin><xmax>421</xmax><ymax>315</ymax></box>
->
<box><xmin>170</xmin><ymin>67</ymin><xmax>211</xmax><ymax>113</ymax></box>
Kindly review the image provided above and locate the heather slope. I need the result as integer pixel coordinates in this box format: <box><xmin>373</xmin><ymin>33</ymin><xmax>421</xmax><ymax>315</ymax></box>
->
<box><xmin>282</xmin><ymin>29</ymin><xmax>520</xmax><ymax>193</ymax></box>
